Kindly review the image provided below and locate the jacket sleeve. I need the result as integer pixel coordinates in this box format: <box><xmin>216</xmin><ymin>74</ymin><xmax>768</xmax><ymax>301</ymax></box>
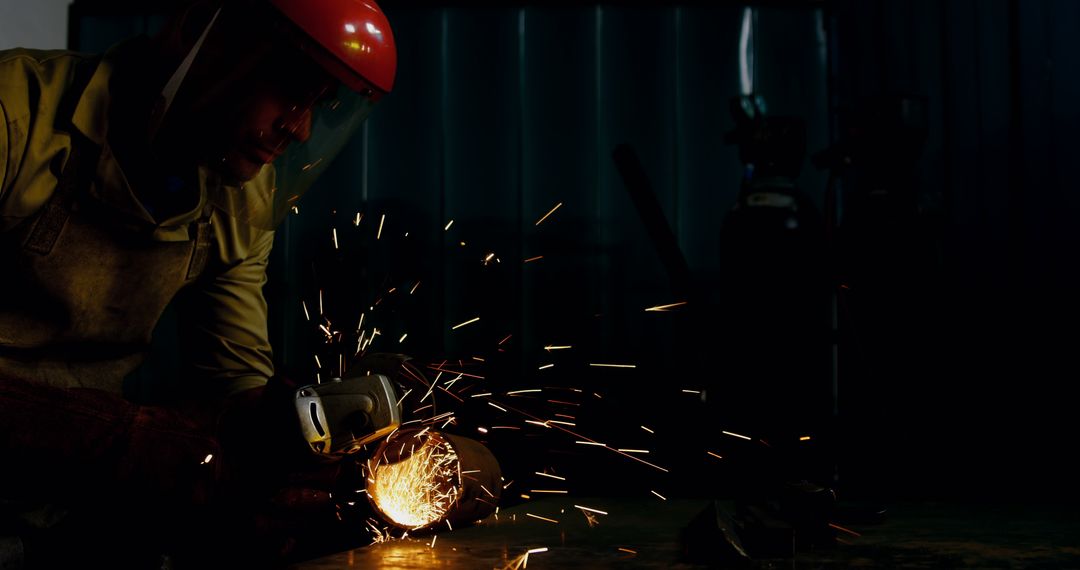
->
<box><xmin>176</xmin><ymin>224</ymin><xmax>276</xmax><ymax>399</ymax></box>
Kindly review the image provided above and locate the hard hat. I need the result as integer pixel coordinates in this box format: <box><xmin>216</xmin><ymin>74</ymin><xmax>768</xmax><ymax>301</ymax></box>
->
<box><xmin>269</xmin><ymin>0</ymin><xmax>396</xmax><ymax>97</ymax></box>
<box><xmin>152</xmin><ymin>0</ymin><xmax>398</xmax><ymax>229</ymax></box>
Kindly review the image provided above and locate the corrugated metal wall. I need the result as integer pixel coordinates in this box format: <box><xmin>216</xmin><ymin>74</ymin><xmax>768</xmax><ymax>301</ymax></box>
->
<box><xmin>274</xmin><ymin>4</ymin><xmax>829</xmax><ymax>392</ymax></box>
<box><xmin>71</xmin><ymin>0</ymin><xmax>1080</xmax><ymax>497</ymax></box>
<box><xmin>828</xmin><ymin>0</ymin><xmax>1080</xmax><ymax>498</ymax></box>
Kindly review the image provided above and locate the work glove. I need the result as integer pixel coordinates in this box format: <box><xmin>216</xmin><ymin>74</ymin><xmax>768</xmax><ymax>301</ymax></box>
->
<box><xmin>190</xmin><ymin>374</ymin><xmax>354</xmax><ymax>565</ymax></box>
<box><xmin>0</xmin><ymin>373</ymin><xmax>222</xmax><ymax>511</ymax></box>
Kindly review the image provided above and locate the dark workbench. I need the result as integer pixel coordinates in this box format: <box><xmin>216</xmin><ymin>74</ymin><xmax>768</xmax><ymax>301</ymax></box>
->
<box><xmin>291</xmin><ymin>497</ymin><xmax>1080</xmax><ymax>569</ymax></box>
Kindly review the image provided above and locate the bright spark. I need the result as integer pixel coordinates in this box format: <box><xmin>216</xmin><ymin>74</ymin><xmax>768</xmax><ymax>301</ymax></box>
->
<box><xmin>589</xmin><ymin>363</ymin><xmax>636</xmax><ymax>368</ymax></box>
<box><xmin>800</xmin><ymin>436</ymin><xmax>812</xmax><ymax>441</ymax></box>
<box><xmin>523</xmin><ymin>255</ymin><xmax>543</xmax><ymax>263</ymax></box>
<box><xmin>488</xmin><ymin>402</ymin><xmax>508</xmax><ymax>412</ymax></box>
<box><xmin>616</xmin><ymin>449</ymin><xmax>649</xmax><ymax>454</ymax></box>
<box><xmin>544</xmin><ymin>345</ymin><xmax>571</xmax><ymax>351</ymax></box>
<box><xmin>444</xmin><ymin>219</ymin><xmax>454</xmax><ymax>231</ymax></box>
<box><xmin>723</xmin><ymin>430</ymin><xmax>753</xmax><ymax>441</ymax></box>
<box><xmin>534</xmin><ymin>202</ymin><xmax>563</xmax><ymax>226</ymax></box>
<box><xmin>200</xmin><ymin>453</ymin><xmax>214</xmax><ymax>465</ymax></box>
<box><xmin>470</xmin><ymin>392</ymin><xmax>494</xmax><ymax>398</ymax></box>
<box><xmin>650</xmin><ymin>490</ymin><xmax>667</xmax><ymax>501</ymax></box>
<box><xmin>707</xmin><ymin>451</ymin><xmax>723</xmax><ymax>460</ymax></box>
<box><xmin>641</xmin><ymin>425</ymin><xmax>655</xmax><ymax>434</ymax></box>
<box><xmin>682</xmin><ymin>389</ymin><xmax>701</xmax><ymax>394</ymax></box>
<box><xmin>451</xmin><ymin>317</ymin><xmax>480</xmax><ymax>330</ymax></box>
<box><xmin>527</xmin><ymin>548</ymin><xmax>548</xmax><ymax>554</ymax></box>
<box><xmin>525</xmin><ymin>513</ymin><xmax>558</xmax><ymax>524</ymax></box>
<box><xmin>354</xmin><ymin>212</ymin><xmax>362</xmax><ymax>226</ymax></box>
<box><xmin>377</xmin><ymin>214</ymin><xmax>385</xmax><ymax>239</ymax></box>
<box><xmin>410</xmin><ymin>281</ymin><xmax>421</xmax><ymax>294</ymax></box>
<box><xmin>399</xmin><ymin>333</ymin><xmax>408</xmax><ymax>343</ymax></box>
<box><xmin>574</xmin><ymin>505</ymin><xmax>607</xmax><ymax>515</ymax></box>
<box><xmin>618</xmin><ymin>548</ymin><xmax>638</xmax><ymax>554</ymax></box>
<box><xmin>644</xmin><ymin>301</ymin><xmax>688</xmax><ymax>312</ymax></box>
<box><xmin>575</xmin><ymin>441</ymin><xmax>606</xmax><ymax>446</ymax></box>
<box><xmin>535</xmin><ymin>472</ymin><xmax>566</xmax><ymax>481</ymax></box>
<box><xmin>507</xmin><ymin>389</ymin><xmax>541</xmax><ymax>395</ymax></box>
<box><xmin>538</xmin><ymin>364</ymin><xmax>554</xmax><ymax>370</ymax></box>
<box><xmin>829</xmin><ymin>522</ymin><xmax>863</xmax><ymax>537</ymax></box>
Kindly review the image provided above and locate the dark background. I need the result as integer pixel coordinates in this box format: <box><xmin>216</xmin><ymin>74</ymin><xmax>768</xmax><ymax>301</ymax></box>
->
<box><xmin>67</xmin><ymin>0</ymin><xmax>1080</xmax><ymax>504</ymax></box>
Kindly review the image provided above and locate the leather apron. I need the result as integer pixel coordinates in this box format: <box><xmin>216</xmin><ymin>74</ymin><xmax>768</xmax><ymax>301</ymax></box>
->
<box><xmin>0</xmin><ymin>126</ymin><xmax>213</xmax><ymax>395</ymax></box>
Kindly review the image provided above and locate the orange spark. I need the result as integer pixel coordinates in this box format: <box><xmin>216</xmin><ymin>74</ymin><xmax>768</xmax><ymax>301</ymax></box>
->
<box><xmin>451</xmin><ymin>317</ymin><xmax>480</xmax><ymax>330</ymax></box>
<box><xmin>644</xmin><ymin>301</ymin><xmax>688</xmax><ymax>312</ymax></box>
<box><xmin>534</xmin><ymin>202</ymin><xmax>563</xmax><ymax>226</ymax></box>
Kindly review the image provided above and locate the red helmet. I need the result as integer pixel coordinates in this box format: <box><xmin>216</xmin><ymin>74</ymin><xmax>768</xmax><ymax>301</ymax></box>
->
<box><xmin>269</xmin><ymin>0</ymin><xmax>397</xmax><ymax>98</ymax></box>
<box><xmin>153</xmin><ymin>0</ymin><xmax>399</xmax><ymax>228</ymax></box>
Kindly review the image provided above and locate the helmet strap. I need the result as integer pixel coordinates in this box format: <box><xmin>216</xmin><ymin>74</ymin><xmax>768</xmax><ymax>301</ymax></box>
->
<box><xmin>147</xmin><ymin>6</ymin><xmax>222</xmax><ymax>144</ymax></box>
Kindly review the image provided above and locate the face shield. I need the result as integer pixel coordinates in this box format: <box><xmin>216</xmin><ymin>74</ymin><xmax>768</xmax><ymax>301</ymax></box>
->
<box><xmin>153</xmin><ymin>0</ymin><xmax>395</xmax><ymax>230</ymax></box>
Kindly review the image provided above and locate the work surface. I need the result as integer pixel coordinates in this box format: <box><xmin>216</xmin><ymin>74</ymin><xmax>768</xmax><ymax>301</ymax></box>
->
<box><xmin>292</xmin><ymin>497</ymin><xmax>1080</xmax><ymax>569</ymax></box>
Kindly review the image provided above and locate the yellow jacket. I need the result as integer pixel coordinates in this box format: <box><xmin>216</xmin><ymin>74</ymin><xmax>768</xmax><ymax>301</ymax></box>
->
<box><xmin>0</xmin><ymin>45</ymin><xmax>275</xmax><ymax>398</ymax></box>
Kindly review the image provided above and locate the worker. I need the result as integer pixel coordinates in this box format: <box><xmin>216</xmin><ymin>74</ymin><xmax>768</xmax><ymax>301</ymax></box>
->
<box><xmin>0</xmin><ymin>0</ymin><xmax>396</xmax><ymax>566</ymax></box>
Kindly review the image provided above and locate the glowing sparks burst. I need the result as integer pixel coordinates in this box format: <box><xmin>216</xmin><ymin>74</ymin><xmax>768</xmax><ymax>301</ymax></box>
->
<box><xmin>367</xmin><ymin>433</ymin><xmax>462</xmax><ymax>530</ymax></box>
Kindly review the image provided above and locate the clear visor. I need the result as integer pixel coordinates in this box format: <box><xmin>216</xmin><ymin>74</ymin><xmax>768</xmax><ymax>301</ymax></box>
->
<box><xmin>158</xmin><ymin>3</ymin><xmax>379</xmax><ymax>230</ymax></box>
<box><xmin>211</xmin><ymin>85</ymin><xmax>376</xmax><ymax>230</ymax></box>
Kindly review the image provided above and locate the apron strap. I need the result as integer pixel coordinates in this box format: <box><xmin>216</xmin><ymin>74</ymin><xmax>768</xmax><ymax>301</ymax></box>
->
<box><xmin>23</xmin><ymin>142</ymin><xmax>98</xmax><ymax>255</ymax></box>
<box><xmin>185</xmin><ymin>204</ymin><xmax>214</xmax><ymax>281</ymax></box>
<box><xmin>23</xmin><ymin>56</ymin><xmax>103</xmax><ymax>256</ymax></box>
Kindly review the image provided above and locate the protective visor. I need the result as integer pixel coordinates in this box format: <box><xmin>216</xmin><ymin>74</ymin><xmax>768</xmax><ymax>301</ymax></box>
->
<box><xmin>154</xmin><ymin>2</ymin><xmax>383</xmax><ymax>230</ymax></box>
<box><xmin>214</xmin><ymin>82</ymin><xmax>377</xmax><ymax>230</ymax></box>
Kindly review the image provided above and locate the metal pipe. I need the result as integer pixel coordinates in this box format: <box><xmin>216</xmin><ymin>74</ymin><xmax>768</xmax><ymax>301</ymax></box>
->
<box><xmin>366</xmin><ymin>428</ymin><xmax>501</xmax><ymax>531</ymax></box>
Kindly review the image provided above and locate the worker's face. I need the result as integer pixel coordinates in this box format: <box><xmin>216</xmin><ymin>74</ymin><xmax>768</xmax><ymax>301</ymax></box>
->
<box><xmin>159</xmin><ymin>9</ymin><xmax>340</xmax><ymax>185</ymax></box>
<box><xmin>195</xmin><ymin>51</ymin><xmax>339</xmax><ymax>184</ymax></box>
<box><xmin>214</xmin><ymin>74</ymin><xmax>335</xmax><ymax>183</ymax></box>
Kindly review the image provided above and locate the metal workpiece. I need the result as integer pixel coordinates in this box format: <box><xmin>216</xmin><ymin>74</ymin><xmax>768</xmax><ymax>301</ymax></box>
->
<box><xmin>366</xmin><ymin>428</ymin><xmax>501</xmax><ymax>532</ymax></box>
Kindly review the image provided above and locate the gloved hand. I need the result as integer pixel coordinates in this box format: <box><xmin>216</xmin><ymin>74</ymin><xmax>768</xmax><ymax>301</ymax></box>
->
<box><xmin>0</xmin><ymin>373</ymin><xmax>222</xmax><ymax>510</ymax></box>
<box><xmin>188</xmin><ymin>374</ymin><xmax>354</xmax><ymax>564</ymax></box>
